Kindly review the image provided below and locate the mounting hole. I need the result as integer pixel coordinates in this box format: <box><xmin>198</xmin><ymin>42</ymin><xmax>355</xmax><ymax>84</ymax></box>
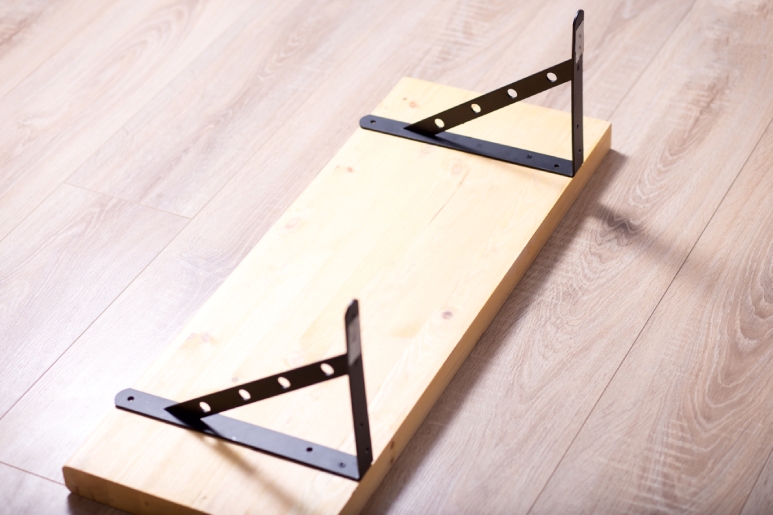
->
<box><xmin>554</xmin><ymin>163</ymin><xmax>560</xmax><ymax>168</ymax></box>
<box><xmin>320</xmin><ymin>363</ymin><xmax>334</xmax><ymax>376</ymax></box>
<box><xmin>470</xmin><ymin>103</ymin><xmax>481</xmax><ymax>114</ymax></box>
<box><xmin>238</xmin><ymin>389</ymin><xmax>251</xmax><ymax>401</ymax></box>
<box><xmin>578</xmin><ymin>149</ymin><xmax>583</xmax><ymax>154</ymax></box>
<box><xmin>526</xmin><ymin>154</ymin><xmax>532</xmax><ymax>159</ymax></box>
<box><xmin>127</xmin><ymin>396</ymin><xmax>134</xmax><ymax>401</ymax></box>
<box><xmin>278</xmin><ymin>376</ymin><xmax>291</xmax><ymax>389</ymax></box>
<box><xmin>199</xmin><ymin>402</ymin><xmax>211</xmax><ymax>413</ymax></box>
<box><xmin>507</xmin><ymin>88</ymin><xmax>517</xmax><ymax>99</ymax></box>
<box><xmin>434</xmin><ymin>118</ymin><xmax>445</xmax><ymax>128</ymax></box>
<box><xmin>547</xmin><ymin>72</ymin><xmax>558</xmax><ymax>82</ymax></box>
<box><xmin>306</xmin><ymin>447</ymin><xmax>313</xmax><ymax>452</ymax></box>
<box><xmin>339</xmin><ymin>462</ymin><xmax>346</xmax><ymax>468</ymax></box>
<box><xmin>370</xmin><ymin>119</ymin><xmax>376</xmax><ymax>124</ymax></box>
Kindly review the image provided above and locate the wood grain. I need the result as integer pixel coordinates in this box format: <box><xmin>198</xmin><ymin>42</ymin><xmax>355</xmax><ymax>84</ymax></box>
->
<box><xmin>0</xmin><ymin>0</ymin><xmax>695</xmax><ymax>490</ymax></box>
<box><xmin>0</xmin><ymin>462</ymin><xmax>123</xmax><ymax>515</ymax></box>
<box><xmin>0</xmin><ymin>0</ymin><xmax>111</xmax><ymax>100</ymax></box>
<box><xmin>0</xmin><ymin>184</ymin><xmax>187</xmax><ymax>417</ymax></box>
<box><xmin>2</xmin><ymin>0</ymin><xmax>772</xmax><ymax>512</ymax></box>
<box><xmin>742</xmin><ymin>448</ymin><xmax>773</xmax><ymax>515</ymax></box>
<box><xmin>531</xmin><ymin>101</ymin><xmax>773</xmax><ymax>515</ymax></box>
<box><xmin>365</xmin><ymin>0</ymin><xmax>773</xmax><ymax>512</ymax></box>
<box><xmin>0</xmin><ymin>0</ymin><xmax>249</xmax><ymax>241</ymax></box>
<box><xmin>67</xmin><ymin>0</ymin><xmax>370</xmax><ymax>217</ymax></box>
<box><xmin>63</xmin><ymin>77</ymin><xmax>610</xmax><ymax>514</ymax></box>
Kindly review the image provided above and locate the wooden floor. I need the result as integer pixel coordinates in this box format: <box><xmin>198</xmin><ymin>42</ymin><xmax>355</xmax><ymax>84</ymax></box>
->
<box><xmin>0</xmin><ymin>0</ymin><xmax>771</xmax><ymax>513</ymax></box>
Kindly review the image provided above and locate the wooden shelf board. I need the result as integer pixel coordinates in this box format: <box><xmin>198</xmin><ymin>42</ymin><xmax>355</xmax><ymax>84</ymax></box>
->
<box><xmin>63</xmin><ymin>77</ymin><xmax>611</xmax><ymax>514</ymax></box>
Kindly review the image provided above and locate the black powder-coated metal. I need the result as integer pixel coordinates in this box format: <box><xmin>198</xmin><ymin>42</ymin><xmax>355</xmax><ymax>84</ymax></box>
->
<box><xmin>405</xmin><ymin>59</ymin><xmax>573</xmax><ymax>136</ymax></box>
<box><xmin>571</xmin><ymin>11</ymin><xmax>584</xmax><ymax>175</ymax></box>
<box><xmin>115</xmin><ymin>299</ymin><xmax>373</xmax><ymax>481</ymax></box>
<box><xmin>116</xmin><ymin>388</ymin><xmax>362</xmax><ymax>480</ymax></box>
<box><xmin>345</xmin><ymin>301</ymin><xmax>373</xmax><ymax>477</ymax></box>
<box><xmin>361</xmin><ymin>10</ymin><xmax>585</xmax><ymax>178</ymax></box>
<box><xmin>359</xmin><ymin>115</ymin><xmax>575</xmax><ymax>177</ymax></box>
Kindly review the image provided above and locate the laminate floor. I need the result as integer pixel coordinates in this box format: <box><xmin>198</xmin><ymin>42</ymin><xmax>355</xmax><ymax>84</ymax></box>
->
<box><xmin>1</xmin><ymin>1</ymin><xmax>771</xmax><ymax>513</ymax></box>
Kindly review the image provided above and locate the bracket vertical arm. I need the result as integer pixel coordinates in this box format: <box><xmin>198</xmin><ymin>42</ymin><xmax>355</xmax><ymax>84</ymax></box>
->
<box><xmin>572</xmin><ymin>10</ymin><xmax>584</xmax><ymax>175</ymax></box>
<box><xmin>345</xmin><ymin>300</ymin><xmax>373</xmax><ymax>477</ymax></box>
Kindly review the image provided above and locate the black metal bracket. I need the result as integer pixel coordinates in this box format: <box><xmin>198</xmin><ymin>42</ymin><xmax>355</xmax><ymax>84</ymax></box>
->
<box><xmin>361</xmin><ymin>10</ymin><xmax>584</xmax><ymax>178</ymax></box>
<box><xmin>115</xmin><ymin>300</ymin><xmax>373</xmax><ymax>481</ymax></box>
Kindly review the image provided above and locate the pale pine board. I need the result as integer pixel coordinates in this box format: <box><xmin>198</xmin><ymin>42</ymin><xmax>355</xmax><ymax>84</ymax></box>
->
<box><xmin>64</xmin><ymin>77</ymin><xmax>611</xmax><ymax>514</ymax></box>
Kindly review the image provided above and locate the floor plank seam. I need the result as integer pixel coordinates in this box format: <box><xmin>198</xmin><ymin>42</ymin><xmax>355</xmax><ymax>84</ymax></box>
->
<box><xmin>0</xmin><ymin>4</ymin><xmax>110</xmax><ymax>106</ymax></box>
<box><xmin>525</xmin><ymin>113</ymin><xmax>773</xmax><ymax>514</ymax></box>
<box><xmin>739</xmin><ymin>445</ymin><xmax>773</xmax><ymax>515</ymax></box>
<box><xmin>63</xmin><ymin>182</ymin><xmax>192</xmax><ymax>220</ymax></box>
<box><xmin>57</xmin><ymin>1</ymin><xmax>256</xmax><ymax>198</ymax></box>
<box><xmin>0</xmin><ymin>215</ymin><xmax>191</xmax><ymax>423</ymax></box>
<box><xmin>171</xmin><ymin>0</ymin><xmax>413</xmax><ymax>228</ymax></box>
<box><xmin>0</xmin><ymin>460</ymin><xmax>65</xmax><ymax>486</ymax></box>
<box><xmin>602</xmin><ymin>0</ymin><xmax>698</xmax><ymax>119</ymax></box>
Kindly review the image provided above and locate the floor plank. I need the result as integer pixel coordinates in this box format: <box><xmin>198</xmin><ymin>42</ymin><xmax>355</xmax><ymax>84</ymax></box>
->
<box><xmin>0</xmin><ymin>0</ymin><xmax>111</xmax><ymax>100</ymax></box>
<box><xmin>0</xmin><ymin>0</ymin><xmax>693</xmax><ymax>492</ymax></box>
<box><xmin>531</xmin><ymin>107</ymin><xmax>773</xmax><ymax>515</ymax></box>
<box><xmin>0</xmin><ymin>462</ymin><xmax>124</xmax><ymax>515</ymax></box>
<box><xmin>365</xmin><ymin>0</ymin><xmax>773</xmax><ymax>512</ymax></box>
<box><xmin>0</xmin><ymin>0</ymin><xmax>250</xmax><ymax>241</ymax></box>
<box><xmin>0</xmin><ymin>184</ymin><xmax>187</xmax><ymax>417</ymax></box>
<box><xmin>0</xmin><ymin>0</ymin><xmax>539</xmax><ymax>482</ymax></box>
<box><xmin>66</xmin><ymin>0</ymin><xmax>364</xmax><ymax>218</ymax></box>
<box><xmin>742</xmin><ymin>450</ymin><xmax>773</xmax><ymax>515</ymax></box>
<box><xmin>1</xmin><ymin>0</ymin><xmax>770</xmax><ymax>512</ymax></box>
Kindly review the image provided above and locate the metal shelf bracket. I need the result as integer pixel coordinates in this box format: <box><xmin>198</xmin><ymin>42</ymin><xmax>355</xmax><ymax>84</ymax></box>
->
<box><xmin>361</xmin><ymin>10</ymin><xmax>584</xmax><ymax>177</ymax></box>
<box><xmin>115</xmin><ymin>300</ymin><xmax>373</xmax><ymax>481</ymax></box>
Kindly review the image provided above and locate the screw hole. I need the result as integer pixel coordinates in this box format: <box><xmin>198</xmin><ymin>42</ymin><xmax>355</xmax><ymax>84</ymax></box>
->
<box><xmin>278</xmin><ymin>376</ymin><xmax>291</xmax><ymax>389</ymax></box>
<box><xmin>339</xmin><ymin>462</ymin><xmax>346</xmax><ymax>468</ymax></box>
<box><xmin>434</xmin><ymin>118</ymin><xmax>445</xmax><ymax>128</ymax></box>
<box><xmin>199</xmin><ymin>402</ymin><xmax>211</xmax><ymax>413</ymax></box>
<box><xmin>547</xmin><ymin>72</ymin><xmax>557</xmax><ymax>83</ymax></box>
<box><xmin>306</xmin><ymin>447</ymin><xmax>313</xmax><ymax>452</ymax></box>
<box><xmin>238</xmin><ymin>389</ymin><xmax>251</xmax><ymax>401</ymax></box>
<box><xmin>370</xmin><ymin>119</ymin><xmax>376</xmax><ymax>124</ymax></box>
<box><xmin>526</xmin><ymin>154</ymin><xmax>532</xmax><ymax>159</ymax></box>
<box><xmin>554</xmin><ymin>163</ymin><xmax>560</xmax><ymax>168</ymax></box>
<box><xmin>507</xmin><ymin>88</ymin><xmax>517</xmax><ymax>99</ymax></box>
<box><xmin>320</xmin><ymin>363</ymin><xmax>334</xmax><ymax>376</ymax></box>
<box><xmin>470</xmin><ymin>103</ymin><xmax>481</xmax><ymax>114</ymax></box>
<box><xmin>127</xmin><ymin>396</ymin><xmax>134</xmax><ymax>401</ymax></box>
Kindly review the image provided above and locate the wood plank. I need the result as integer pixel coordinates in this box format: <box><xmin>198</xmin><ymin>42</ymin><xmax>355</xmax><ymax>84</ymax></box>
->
<box><xmin>0</xmin><ymin>462</ymin><xmax>123</xmax><ymax>515</ymax></box>
<box><xmin>0</xmin><ymin>0</ymin><xmax>542</xmax><ymax>482</ymax></box>
<box><xmin>0</xmin><ymin>0</ymin><xmax>112</xmax><ymax>101</ymax></box>
<box><xmin>0</xmin><ymin>0</ymin><xmax>690</xmax><ymax>492</ymax></box>
<box><xmin>742</xmin><ymin>451</ymin><xmax>773</xmax><ymax>515</ymax></box>
<box><xmin>0</xmin><ymin>0</ymin><xmax>250</xmax><ymax>241</ymax></box>
<box><xmin>531</xmin><ymin>108</ymin><xmax>773</xmax><ymax>514</ymax></box>
<box><xmin>0</xmin><ymin>184</ymin><xmax>187</xmax><ymax>416</ymax></box>
<box><xmin>63</xmin><ymin>77</ymin><xmax>611</xmax><ymax>514</ymax></box>
<box><xmin>365</xmin><ymin>0</ymin><xmax>773</xmax><ymax>512</ymax></box>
